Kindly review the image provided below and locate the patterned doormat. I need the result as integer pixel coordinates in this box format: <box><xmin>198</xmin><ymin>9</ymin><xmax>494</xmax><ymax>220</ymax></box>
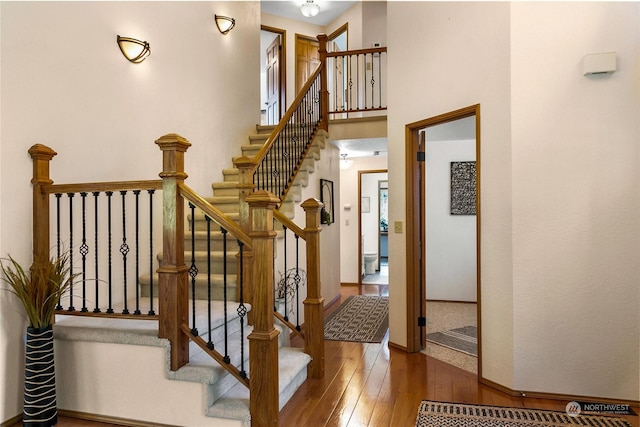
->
<box><xmin>324</xmin><ymin>295</ymin><xmax>388</xmax><ymax>343</ymax></box>
<box><xmin>415</xmin><ymin>401</ymin><xmax>632</xmax><ymax>427</ymax></box>
<box><xmin>426</xmin><ymin>325</ymin><xmax>477</xmax><ymax>356</ymax></box>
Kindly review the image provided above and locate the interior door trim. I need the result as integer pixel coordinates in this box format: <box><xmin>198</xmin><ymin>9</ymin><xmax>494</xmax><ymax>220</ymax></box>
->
<box><xmin>404</xmin><ymin>104</ymin><xmax>482</xmax><ymax>382</ymax></box>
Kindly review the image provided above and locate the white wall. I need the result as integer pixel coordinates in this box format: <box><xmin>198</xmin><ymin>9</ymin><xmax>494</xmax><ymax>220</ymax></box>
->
<box><xmin>388</xmin><ymin>0</ymin><xmax>514</xmax><ymax>389</ymax></box>
<box><xmin>510</xmin><ymin>2</ymin><xmax>639</xmax><ymax>400</ymax></box>
<box><xmin>339</xmin><ymin>155</ymin><xmax>388</xmax><ymax>284</ymax></box>
<box><xmin>425</xmin><ymin>139</ymin><xmax>476</xmax><ymax>302</ymax></box>
<box><xmin>0</xmin><ymin>1</ymin><xmax>260</xmax><ymax>422</ymax></box>
<box><xmin>389</xmin><ymin>1</ymin><xmax>639</xmax><ymax>401</ymax></box>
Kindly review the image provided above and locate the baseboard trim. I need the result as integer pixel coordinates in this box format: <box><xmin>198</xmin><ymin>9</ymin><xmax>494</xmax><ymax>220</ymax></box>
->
<box><xmin>340</xmin><ymin>282</ymin><xmax>360</xmax><ymax>287</ymax></box>
<box><xmin>478</xmin><ymin>377</ymin><xmax>640</xmax><ymax>407</ymax></box>
<box><xmin>0</xmin><ymin>414</ymin><xmax>21</xmax><ymax>427</ymax></box>
<box><xmin>324</xmin><ymin>293</ymin><xmax>342</xmax><ymax>309</ymax></box>
<box><xmin>58</xmin><ymin>409</ymin><xmax>179</xmax><ymax>427</ymax></box>
<box><xmin>388</xmin><ymin>340</ymin><xmax>408</xmax><ymax>353</ymax></box>
<box><xmin>426</xmin><ymin>299</ymin><xmax>477</xmax><ymax>304</ymax></box>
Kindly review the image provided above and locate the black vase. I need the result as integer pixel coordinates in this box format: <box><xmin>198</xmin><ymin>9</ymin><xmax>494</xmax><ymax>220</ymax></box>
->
<box><xmin>23</xmin><ymin>326</ymin><xmax>57</xmax><ymax>427</ymax></box>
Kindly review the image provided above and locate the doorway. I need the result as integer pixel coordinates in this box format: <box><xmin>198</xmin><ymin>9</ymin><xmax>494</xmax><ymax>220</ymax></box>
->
<box><xmin>359</xmin><ymin>170</ymin><xmax>388</xmax><ymax>288</ymax></box>
<box><xmin>405</xmin><ymin>105</ymin><xmax>481</xmax><ymax>375</ymax></box>
<box><xmin>260</xmin><ymin>26</ymin><xmax>285</xmax><ymax>125</ymax></box>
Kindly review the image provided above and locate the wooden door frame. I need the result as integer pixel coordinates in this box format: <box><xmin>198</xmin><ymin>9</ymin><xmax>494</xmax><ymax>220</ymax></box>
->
<box><xmin>358</xmin><ymin>169</ymin><xmax>388</xmax><ymax>286</ymax></box>
<box><xmin>405</xmin><ymin>105</ymin><xmax>482</xmax><ymax>379</ymax></box>
<box><xmin>261</xmin><ymin>25</ymin><xmax>286</xmax><ymax>121</ymax></box>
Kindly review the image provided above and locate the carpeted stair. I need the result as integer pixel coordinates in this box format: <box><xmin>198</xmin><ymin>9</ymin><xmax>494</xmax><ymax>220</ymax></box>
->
<box><xmin>57</xmin><ymin>125</ymin><xmax>327</xmax><ymax>426</ymax></box>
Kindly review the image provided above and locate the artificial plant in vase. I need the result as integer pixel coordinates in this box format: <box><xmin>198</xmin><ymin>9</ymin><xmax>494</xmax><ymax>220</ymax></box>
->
<box><xmin>275</xmin><ymin>268</ymin><xmax>306</xmax><ymax>321</ymax></box>
<box><xmin>1</xmin><ymin>252</ymin><xmax>76</xmax><ymax>427</ymax></box>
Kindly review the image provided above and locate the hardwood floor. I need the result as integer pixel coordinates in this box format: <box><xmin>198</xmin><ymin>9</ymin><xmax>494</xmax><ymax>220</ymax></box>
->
<box><xmin>280</xmin><ymin>284</ymin><xmax>639</xmax><ymax>427</ymax></box>
<box><xmin>16</xmin><ymin>284</ymin><xmax>639</xmax><ymax>426</ymax></box>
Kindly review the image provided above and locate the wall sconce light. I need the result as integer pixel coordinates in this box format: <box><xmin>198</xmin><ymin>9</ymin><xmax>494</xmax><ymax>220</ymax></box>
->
<box><xmin>300</xmin><ymin>0</ymin><xmax>320</xmax><ymax>18</ymax></box>
<box><xmin>117</xmin><ymin>35</ymin><xmax>150</xmax><ymax>63</ymax></box>
<box><xmin>215</xmin><ymin>15</ymin><xmax>235</xmax><ymax>35</ymax></box>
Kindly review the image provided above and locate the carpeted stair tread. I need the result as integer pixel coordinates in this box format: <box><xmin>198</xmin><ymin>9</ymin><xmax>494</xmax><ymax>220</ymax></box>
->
<box><xmin>207</xmin><ymin>347</ymin><xmax>311</xmax><ymax>425</ymax></box>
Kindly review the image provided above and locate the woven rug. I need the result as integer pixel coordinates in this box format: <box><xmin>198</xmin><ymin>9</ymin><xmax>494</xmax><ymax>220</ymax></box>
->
<box><xmin>324</xmin><ymin>295</ymin><xmax>388</xmax><ymax>343</ymax></box>
<box><xmin>426</xmin><ymin>325</ymin><xmax>477</xmax><ymax>356</ymax></box>
<box><xmin>415</xmin><ymin>401</ymin><xmax>632</xmax><ymax>427</ymax></box>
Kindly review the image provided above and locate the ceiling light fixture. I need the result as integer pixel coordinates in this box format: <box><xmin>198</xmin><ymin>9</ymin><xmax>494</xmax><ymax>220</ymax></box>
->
<box><xmin>117</xmin><ymin>35</ymin><xmax>151</xmax><ymax>63</ymax></box>
<box><xmin>300</xmin><ymin>0</ymin><xmax>320</xmax><ymax>18</ymax></box>
<box><xmin>340</xmin><ymin>153</ymin><xmax>353</xmax><ymax>170</ymax></box>
<box><xmin>215</xmin><ymin>15</ymin><xmax>236</xmax><ymax>35</ymax></box>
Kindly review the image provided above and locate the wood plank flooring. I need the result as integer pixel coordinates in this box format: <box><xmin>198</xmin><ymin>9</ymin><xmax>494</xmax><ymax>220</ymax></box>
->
<box><xmin>14</xmin><ymin>284</ymin><xmax>639</xmax><ymax>426</ymax></box>
<box><xmin>280</xmin><ymin>284</ymin><xmax>639</xmax><ymax>427</ymax></box>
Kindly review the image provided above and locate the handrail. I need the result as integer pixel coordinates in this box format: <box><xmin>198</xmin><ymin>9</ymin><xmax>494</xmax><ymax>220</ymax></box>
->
<box><xmin>326</xmin><ymin>46</ymin><xmax>387</xmax><ymax>57</ymax></box>
<box><xmin>178</xmin><ymin>183</ymin><xmax>253</xmax><ymax>249</ymax></box>
<box><xmin>252</xmin><ymin>65</ymin><xmax>323</xmax><ymax>168</ymax></box>
<box><xmin>273</xmin><ymin>210</ymin><xmax>305</xmax><ymax>239</ymax></box>
<box><xmin>43</xmin><ymin>180</ymin><xmax>162</xmax><ymax>195</ymax></box>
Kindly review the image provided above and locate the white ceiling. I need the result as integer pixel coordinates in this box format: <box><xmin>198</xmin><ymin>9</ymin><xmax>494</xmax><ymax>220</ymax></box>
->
<box><xmin>261</xmin><ymin>1</ymin><xmax>358</xmax><ymax>26</ymax></box>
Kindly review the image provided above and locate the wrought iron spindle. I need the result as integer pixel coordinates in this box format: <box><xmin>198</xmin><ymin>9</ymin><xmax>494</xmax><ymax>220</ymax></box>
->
<box><xmin>80</xmin><ymin>192</ymin><xmax>88</xmax><ymax>312</ymax></box>
<box><xmin>133</xmin><ymin>190</ymin><xmax>141</xmax><ymax>315</ymax></box>
<box><xmin>282</xmin><ymin>225</ymin><xmax>288</xmax><ymax>321</ymax></box>
<box><xmin>93</xmin><ymin>192</ymin><xmax>101</xmax><ymax>313</ymax></box>
<box><xmin>67</xmin><ymin>193</ymin><xmax>75</xmax><ymax>312</ymax></box>
<box><xmin>378</xmin><ymin>50</ymin><xmax>383</xmax><ymax>108</ymax></box>
<box><xmin>206</xmin><ymin>215</ymin><xmax>214</xmax><ymax>349</ymax></box>
<box><xmin>221</xmin><ymin>226</ymin><xmax>229</xmax><ymax>358</ymax></box>
<box><xmin>236</xmin><ymin>240</ymin><xmax>247</xmax><ymax>378</ymax></box>
<box><xmin>188</xmin><ymin>202</ymin><xmax>198</xmax><ymax>336</ymax></box>
<box><xmin>120</xmin><ymin>191</ymin><xmax>130</xmax><ymax>315</ymax></box>
<box><xmin>295</xmin><ymin>234</ymin><xmax>301</xmax><ymax>330</ymax></box>
<box><xmin>106</xmin><ymin>191</ymin><xmax>114</xmax><ymax>314</ymax></box>
<box><xmin>148</xmin><ymin>189</ymin><xmax>155</xmax><ymax>315</ymax></box>
<box><xmin>55</xmin><ymin>194</ymin><xmax>62</xmax><ymax>310</ymax></box>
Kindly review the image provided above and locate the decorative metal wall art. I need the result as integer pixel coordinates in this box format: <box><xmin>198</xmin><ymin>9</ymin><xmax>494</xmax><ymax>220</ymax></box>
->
<box><xmin>450</xmin><ymin>161</ymin><xmax>476</xmax><ymax>215</ymax></box>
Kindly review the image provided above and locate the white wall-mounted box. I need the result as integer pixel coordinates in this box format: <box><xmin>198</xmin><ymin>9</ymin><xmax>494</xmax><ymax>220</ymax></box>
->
<box><xmin>583</xmin><ymin>52</ymin><xmax>616</xmax><ymax>75</ymax></box>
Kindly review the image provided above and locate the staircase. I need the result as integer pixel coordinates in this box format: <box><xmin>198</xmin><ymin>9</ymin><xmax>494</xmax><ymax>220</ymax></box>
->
<box><xmin>54</xmin><ymin>125</ymin><xmax>328</xmax><ymax>426</ymax></box>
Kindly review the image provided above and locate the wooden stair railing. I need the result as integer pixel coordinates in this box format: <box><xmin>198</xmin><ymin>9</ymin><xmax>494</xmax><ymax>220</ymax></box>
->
<box><xmin>31</xmin><ymin>135</ymin><xmax>284</xmax><ymax>427</ymax></box>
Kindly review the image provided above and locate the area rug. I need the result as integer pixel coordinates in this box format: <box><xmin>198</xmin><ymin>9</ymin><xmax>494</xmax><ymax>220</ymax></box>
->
<box><xmin>415</xmin><ymin>401</ymin><xmax>632</xmax><ymax>427</ymax></box>
<box><xmin>426</xmin><ymin>325</ymin><xmax>477</xmax><ymax>356</ymax></box>
<box><xmin>324</xmin><ymin>295</ymin><xmax>388</xmax><ymax>343</ymax></box>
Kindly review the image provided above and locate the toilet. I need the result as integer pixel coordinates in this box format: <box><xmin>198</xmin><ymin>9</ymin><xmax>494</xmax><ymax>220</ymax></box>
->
<box><xmin>364</xmin><ymin>252</ymin><xmax>378</xmax><ymax>275</ymax></box>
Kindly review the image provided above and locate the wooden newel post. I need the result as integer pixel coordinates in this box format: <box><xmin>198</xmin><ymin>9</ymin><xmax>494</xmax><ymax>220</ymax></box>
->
<box><xmin>29</xmin><ymin>144</ymin><xmax>57</xmax><ymax>271</ymax></box>
<box><xmin>234</xmin><ymin>157</ymin><xmax>257</xmax><ymax>320</ymax></box>
<box><xmin>301</xmin><ymin>198</ymin><xmax>325</xmax><ymax>379</ymax></box>
<box><xmin>317</xmin><ymin>33</ymin><xmax>329</xmax><ymax>132</ymax></box>
<box><xmin>246</xmin><ymin>190</ymin><xmax>280</xmax><ymax>427</ymax></box>
<box><xmin>155</xmin><ymin>133</ymin><xmax>191</xmax><ymax>371</ymax></box>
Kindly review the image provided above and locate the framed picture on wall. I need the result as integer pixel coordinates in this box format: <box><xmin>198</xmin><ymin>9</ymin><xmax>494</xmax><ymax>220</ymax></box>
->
<box><xmin>320</xmin><ymin>179</ymin><xmax>334</xmax><ymax>224</ymax></box>
<box><xmin>450</xmin><ymin>161</ymin><xmax>476</xmax><ymax>215</ymax></box>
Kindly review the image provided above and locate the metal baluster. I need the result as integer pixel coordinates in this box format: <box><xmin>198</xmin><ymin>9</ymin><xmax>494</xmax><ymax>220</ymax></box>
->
<box><xmin>120</xmin><ymin>191</ymin><xmax>130</xmax><ymax>315</ymax></box>
<box><xmin>188</xmin><ymin>202</ymin><xmax>198</xmax><ymax>336</ymax></box>
<box><xmin>221</xmin><ymin>227</ymin><xmax>230</xmax><ymax>362</ymax></box>
<box><xmin>282</xmin><ymin>225</ymin><xmax>288</xmax><ymax>321</ymax></box>
<box><xmin>106</xmin><ymin>191</ymin><xmax>114</xmax><ymax>314</ymax></box>
<box><xmin>93</xmin><ymin>192</ymin><xmax>101</xmax><ymax>313</ymax></box>
<box><xmin>80</xmin><ymin>192</ymin><xmax>88</xmax><ymax>312</ymax></box>
<box><xmin>148</xmin><ymin>189</ymin><xmax>155</xmax><ymax>316</ymax></box>
<box><xmin>378</xmin><ymin>50</ymin><xmax>383</xmax><ymax>108</ymax></box>
<box><xmin>133</xmin><ymin>190</ymin><xmax>141</xmax><ymax>315</ymax></box>
<box><xmin>349</xmin><ymin>54</ymin><xmax>353</xmax><ymax>111</ymax></box>
<box><xmin>206</xmin><ymin>216</ymin><xmax>214</xmax><ymax>349</ymax></box>
<box><xmin>55</xmin><ymin>194</ymin><xmax>62</xmax><ymax>310</ymax></box>
<box><xmin>357</xmin><ymin>54</ymin><xmax>360</xmax><ymax>110</ymax></box>
<box><xmin>237</xmin><ymin>241</ymin><xmax>247</xmax><ymax>378</ymax></box>
<box><xmin>67</xmin><ymin>193</ymin><xmax>75</xmax><ymax>312</ymax></box>
<box><xmin>295</xmin><ymin>234</ymin><xmax>301</xmax><ymax>331</ymax></box>
<box><xmin>370</xmin><ymin>52</ymin><xmax>375</xmax><ymax>109</ymax></box>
